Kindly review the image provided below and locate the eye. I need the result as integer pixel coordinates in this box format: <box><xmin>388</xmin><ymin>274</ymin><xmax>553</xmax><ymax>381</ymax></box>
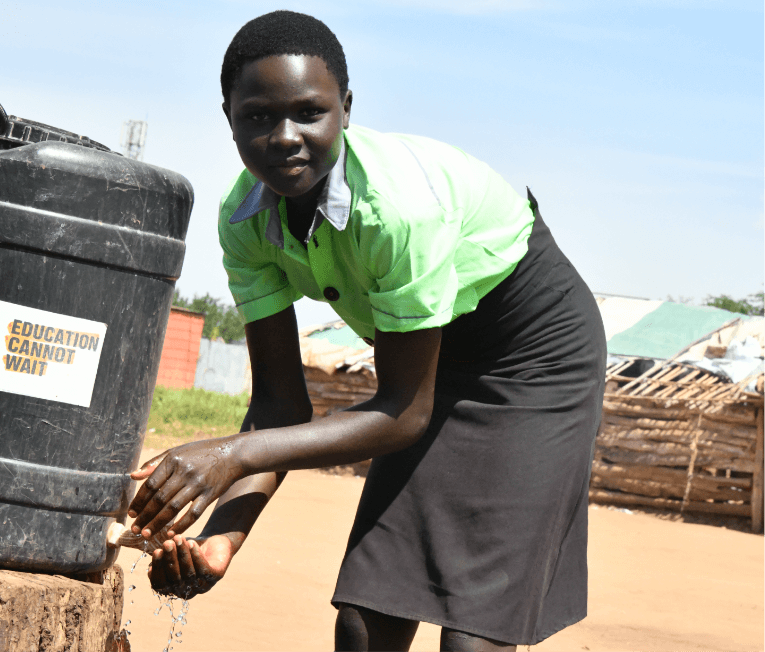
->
<box><xmin>300</xmin><ymin>107</ymin><xmax>325</xmax><ymax>119</ymax></box>
<box><xmin>249</xmin><ymin>112</ymin><xmax>270</xmax><ymax>122</ymax></box>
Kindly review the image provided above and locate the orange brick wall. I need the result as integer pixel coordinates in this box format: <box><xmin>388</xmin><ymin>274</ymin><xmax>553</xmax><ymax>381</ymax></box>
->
<box><xmin>155</xmin><ymin>308</ymin><xmax>205</xmax><ymax>389</ymax></box>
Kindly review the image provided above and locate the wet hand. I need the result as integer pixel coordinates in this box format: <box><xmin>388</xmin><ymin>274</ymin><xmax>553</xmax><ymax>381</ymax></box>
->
<box><xmin>128</xmin><ymin>438</ymin><xmax>246</xmax><ymax>537</ymax></box>
<box><xmin>149</xmin><ymin>534</ymin><xmax>234</xmax><ymax>599</ymax></box>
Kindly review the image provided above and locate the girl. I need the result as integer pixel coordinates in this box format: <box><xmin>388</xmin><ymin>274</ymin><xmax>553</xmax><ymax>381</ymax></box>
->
<box><xmin>128</xmin><ymin>11</ymin><xmax>606</xmax><ymax>651</ymax></box>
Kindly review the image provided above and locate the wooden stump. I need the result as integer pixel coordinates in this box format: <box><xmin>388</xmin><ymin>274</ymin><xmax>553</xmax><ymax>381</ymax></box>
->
<box><xmin>0</xmin><ymin>564</ymin><xmax>130</xmax><ymax>652</ymax></box>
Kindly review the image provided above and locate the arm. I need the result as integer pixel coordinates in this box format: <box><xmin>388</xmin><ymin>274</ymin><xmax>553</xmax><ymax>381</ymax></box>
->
<box><xmin>131</xmin><ymin>305</ymin><xmax>311</xmax><ymax>536</ymax></box>
<box><xmin>129</xmin><ymin>311</ymin><xmax>441</xmax><ymax>538</ymax></box>
<box><xmin>136</xmin><ymin>306</ymin><xmax>312</xmax><ymax>596</ymax></box>
<box><xmin>193</xmin><ymin>304</ymin><xmax>313</xmax><ymax>550</ymax></box>
<box><xmin>232</xmin><ymin>322</ymin><xmax>441</xmax><ymax>473</ymax></box>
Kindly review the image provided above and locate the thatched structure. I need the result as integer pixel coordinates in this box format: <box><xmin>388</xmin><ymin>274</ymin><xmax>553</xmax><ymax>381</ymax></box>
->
<box><xmin>592</xmin><ymin>357</ymin><xmax>763</xmax><ymax>532</ymax></box>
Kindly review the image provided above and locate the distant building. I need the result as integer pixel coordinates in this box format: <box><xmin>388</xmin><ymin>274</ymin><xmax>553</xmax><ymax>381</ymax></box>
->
<box><xmin>155</xmin><ymin>306</ymin><xmax>205</xmax><ymax>389</ymax></box>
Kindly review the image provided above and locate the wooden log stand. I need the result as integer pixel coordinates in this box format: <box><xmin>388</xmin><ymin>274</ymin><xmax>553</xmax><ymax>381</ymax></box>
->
<box><xmin>0</xmin><ymin>565</ymin><xmax>129</xmax><ymax>652</ymax></box>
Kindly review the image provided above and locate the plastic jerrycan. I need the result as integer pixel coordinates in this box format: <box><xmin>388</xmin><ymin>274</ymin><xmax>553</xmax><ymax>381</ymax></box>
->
<box><xmin>0</xmin><ymin>106</ymin><xmax>194</xmax><ymax>573</ymax></box>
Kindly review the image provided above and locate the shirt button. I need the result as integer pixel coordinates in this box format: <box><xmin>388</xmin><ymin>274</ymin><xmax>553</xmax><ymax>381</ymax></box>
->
<box><xmin>323</xmin><ymin>287</ymin><xmax>340</xmax><ymax>302</ymax></box>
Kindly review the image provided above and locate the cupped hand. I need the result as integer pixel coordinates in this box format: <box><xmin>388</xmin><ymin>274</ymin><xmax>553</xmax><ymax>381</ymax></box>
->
<box><xmin>128</xmin><ymin>437</ymin><xmax>245</xmax><ymax>538</ymax></box>
<box><xmin>149</xmin><ymin>534</ymin><xmax>234</xmax><ymax>599</ymax></box>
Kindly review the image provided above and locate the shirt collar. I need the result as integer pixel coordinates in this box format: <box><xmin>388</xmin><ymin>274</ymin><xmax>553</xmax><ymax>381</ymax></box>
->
<box><xmin>228</xmin><ymin>138</ymin><xmax>351</xmax><ymax>248</ymax></box>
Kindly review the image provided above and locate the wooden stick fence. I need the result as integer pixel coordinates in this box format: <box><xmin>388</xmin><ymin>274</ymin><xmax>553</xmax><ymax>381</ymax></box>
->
<box><xmin>593</xmin><ymin>357</ymin><xmax>763</xmax><ymax>532</ymax></box>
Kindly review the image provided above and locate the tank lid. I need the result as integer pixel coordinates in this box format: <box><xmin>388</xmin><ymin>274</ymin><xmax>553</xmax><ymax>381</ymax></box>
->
<box><xmin>0</xmin><ymin>102</ymin><xmax>112</xmax><ymax>153</ymax></box>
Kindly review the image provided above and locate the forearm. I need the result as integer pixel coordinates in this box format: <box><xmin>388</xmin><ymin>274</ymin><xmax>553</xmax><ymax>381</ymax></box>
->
<box><xmin>197</xmin><ymin>472</ymin><xmax>285</xmax><ymax>553</ymax></box>
<box><xmin>233</xmin><ymin>395</ymin><xmax>431</xmax><ymax>477</ymax></box>
<box><xmin>197</xmin><ymin>397</ymin><xmax>310</xmax><ymax>550</ymax></box>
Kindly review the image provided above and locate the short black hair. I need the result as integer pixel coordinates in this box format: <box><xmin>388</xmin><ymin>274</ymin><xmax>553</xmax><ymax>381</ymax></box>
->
<box><xmin>221</xmin><ymin>11</ymin><xmax>349</xmax><ymax>102</ymax></box>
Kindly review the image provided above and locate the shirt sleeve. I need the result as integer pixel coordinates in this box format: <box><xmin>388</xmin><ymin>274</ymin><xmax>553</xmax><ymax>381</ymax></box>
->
<box><xmin>218</xmin><ymin>184</ymin><xmax>302</xmax><ymax>324</ymax></box>
<box><xmin>360</xmin><ymin>195</ymin><xmax>461</xmax><ymax>333</ymax></box>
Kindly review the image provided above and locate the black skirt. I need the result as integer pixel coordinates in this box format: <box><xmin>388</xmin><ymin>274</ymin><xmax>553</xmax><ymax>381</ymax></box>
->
<box><xmin>332</xmin><ymin>192</ymin><xmax>607</xmax><ymax>645</ymax></box>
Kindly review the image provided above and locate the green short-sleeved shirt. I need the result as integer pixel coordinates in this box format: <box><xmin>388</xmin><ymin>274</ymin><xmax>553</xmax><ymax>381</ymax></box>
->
<box><xmin>218</xmin><ymin>124</ymin><xmax>534</xmax><ymax>340</ymax></box>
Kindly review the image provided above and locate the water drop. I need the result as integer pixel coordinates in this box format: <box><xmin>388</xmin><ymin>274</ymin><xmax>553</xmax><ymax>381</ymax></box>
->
<box><xmin>128</xmin><ymin>585</ymin><xmax>136</xmax><ymax>592</ymax></box>
<box><xmin>130</xmin><ymin>551</ymin><xmax>148</xmax><ymax>573</ymax></box>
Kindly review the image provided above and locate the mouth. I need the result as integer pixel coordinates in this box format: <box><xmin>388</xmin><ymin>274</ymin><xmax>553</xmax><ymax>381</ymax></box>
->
<box><xmin>271</xmin><ymin>159</ymin><xmax>309</xmax><ymax>176</ymax></box>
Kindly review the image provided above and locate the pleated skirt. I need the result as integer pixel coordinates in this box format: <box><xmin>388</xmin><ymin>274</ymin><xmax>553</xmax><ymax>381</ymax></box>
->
<box><xmin>332</xmin><ymin>193</ymin><xmax>607</xmax><ymax>645</ymax></box>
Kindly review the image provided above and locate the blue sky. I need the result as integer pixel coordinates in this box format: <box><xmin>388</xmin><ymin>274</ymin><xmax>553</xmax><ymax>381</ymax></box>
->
<box><xmin>3</xmin><ymin>0</ymin><xmax>762</xmax><ymax>327</ymax></box>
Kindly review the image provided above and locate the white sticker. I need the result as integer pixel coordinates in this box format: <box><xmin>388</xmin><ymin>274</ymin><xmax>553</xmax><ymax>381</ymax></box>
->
<box><xmin>0</xmin><ymin>301</ymin><xmax>108</xmax><ymax>408</ymax></box>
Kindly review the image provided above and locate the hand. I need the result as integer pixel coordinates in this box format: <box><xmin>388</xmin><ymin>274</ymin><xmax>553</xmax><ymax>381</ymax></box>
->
<box><xmin>128</xmin><ymin>437</ymin><xmax>246</xmax><ymax>538</ymax></box>
<box><xmin>149</xmin><ymin>534</ymin><xmax>234</xmax><ymax>599</ymax></box>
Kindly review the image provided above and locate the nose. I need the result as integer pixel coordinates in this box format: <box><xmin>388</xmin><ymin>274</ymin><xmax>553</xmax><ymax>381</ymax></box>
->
<box><xmin>270</xmin><ymin>118</ymin><xmax>302</xmax><ymax>150</ymax></box>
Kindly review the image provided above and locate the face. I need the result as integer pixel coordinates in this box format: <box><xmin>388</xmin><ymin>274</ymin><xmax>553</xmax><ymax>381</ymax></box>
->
<box><xmin>223</xmin><ymin>55</ymin><xmax>352</xmax><ymax>202</ymax></box>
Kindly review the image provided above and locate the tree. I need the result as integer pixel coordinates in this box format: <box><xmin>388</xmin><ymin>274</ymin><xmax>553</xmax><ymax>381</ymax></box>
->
<box><xmin>704</xmin><ymin>291</ymin><xmax>764</xmax><ymax>316</ymax></box>
<box><xmin>172</xmin><ymin>291</ymin><xmax>246</xmax><ymax>343</ymax></box>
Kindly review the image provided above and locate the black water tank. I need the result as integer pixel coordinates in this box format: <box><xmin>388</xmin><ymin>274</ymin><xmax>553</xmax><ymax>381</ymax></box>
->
<box><xmin>0</xmin><ymin>106</ymin><xmax>193</xmax><ymax>573</ymax></box>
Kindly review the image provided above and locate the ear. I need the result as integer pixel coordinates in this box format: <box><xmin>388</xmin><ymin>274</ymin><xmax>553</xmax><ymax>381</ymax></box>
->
<box><xmin>342</xmin><ymin>90</ymin><xmax>353</xmax><ymax>129</ymax></box>
<box><xmin>222</xmin><ymin>103</ymin><xmax>233</xmax><ymax>131</ymax></box>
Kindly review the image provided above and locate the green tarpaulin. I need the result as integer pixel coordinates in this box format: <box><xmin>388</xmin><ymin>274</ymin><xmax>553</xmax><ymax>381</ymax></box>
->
<box><xmin>607</xmin><ymin>302</ymin><xmax>739</xmax><ymax>359</ymax></box>
<box><xmin>307</xmin><ymin>324</ymin><xmax>368</xmax><ymax>350</ymax></box>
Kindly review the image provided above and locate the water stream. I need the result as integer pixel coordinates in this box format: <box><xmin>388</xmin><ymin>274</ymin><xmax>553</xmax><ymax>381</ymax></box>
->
<box><xmin>124</xmin><ymin>549</ymin><xmax>191</xmax><ymax>651</ymax></box>
<box><xmin>153</xmin><ymin>593</ymin><xmax>191</xmax><ymax>651</ymax></box>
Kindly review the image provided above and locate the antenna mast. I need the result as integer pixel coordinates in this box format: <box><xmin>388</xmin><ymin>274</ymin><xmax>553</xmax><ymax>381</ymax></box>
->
<box><xmin>120</xmin><ymin>120</ymin><xmax>148</xmax><ymax>160</ymax></box>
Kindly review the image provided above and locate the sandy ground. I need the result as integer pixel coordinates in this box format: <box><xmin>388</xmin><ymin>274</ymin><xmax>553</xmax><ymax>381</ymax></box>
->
<box><xmin>118</xmin><ymin>450</ymin><xmax>764</xmax><ymax>652</ymax></box>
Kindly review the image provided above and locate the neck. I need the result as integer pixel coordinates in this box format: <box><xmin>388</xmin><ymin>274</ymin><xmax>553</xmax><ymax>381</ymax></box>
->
<box><xmin>285</xmin><ymin>177</ymin><xmax>326</xmax><ymax>244</ymax></box>
<box><xmin>285</xmin><ymin>176</ymin><xmax>326</xmax><ymax>217</ymax></box>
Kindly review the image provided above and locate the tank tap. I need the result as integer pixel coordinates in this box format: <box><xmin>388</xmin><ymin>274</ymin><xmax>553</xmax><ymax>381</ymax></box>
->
<box><xmin>106</xmin><ymin>521</ymin><xmax>175</xmax><ymax>553</ymax></box>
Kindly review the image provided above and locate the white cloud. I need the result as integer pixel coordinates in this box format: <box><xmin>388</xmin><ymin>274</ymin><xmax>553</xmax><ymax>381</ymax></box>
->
<box><xmin>538</xmin><ymin>0</ymin><xmax>759</xmax><ymax>9</ymax></box>
<box><xmin>362</xmin><ymin>0</ymin><xmax>555</xmax><ymax>16</ymax></box>
<box><xmin>214</xmin><ymin>0</ymin><xmax>552</xmax><ymax>16</ymax></box>
<box><xmin>627</xmin><ymin>0</ymin><xmax>759</xmax><ymax>9</ymax></box>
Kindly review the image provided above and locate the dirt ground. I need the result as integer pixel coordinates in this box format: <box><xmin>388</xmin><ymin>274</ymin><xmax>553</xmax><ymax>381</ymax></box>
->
<box><xmin>118</xmin><ymin>450</ymin><xmax>764</xmax><ymax>652</ymax></box>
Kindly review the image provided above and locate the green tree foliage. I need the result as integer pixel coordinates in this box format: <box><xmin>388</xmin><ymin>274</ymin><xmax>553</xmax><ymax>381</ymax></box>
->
<box><xmin>172</xmin><ymin>291</ymin><xmax>246</xmax><ymax>343</ymax></box>
<box><xmin>704</xmin><ymin>291</ymin><xmax>764</xmax><ymax>316</ymax></box>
